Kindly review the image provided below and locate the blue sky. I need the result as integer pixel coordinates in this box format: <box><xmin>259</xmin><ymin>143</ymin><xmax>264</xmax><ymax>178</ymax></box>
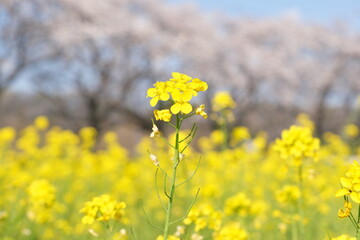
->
<box><xmin>169</xmin><ymin>0</ymin><xmax>360</xmax><ymax>28</ymax></box>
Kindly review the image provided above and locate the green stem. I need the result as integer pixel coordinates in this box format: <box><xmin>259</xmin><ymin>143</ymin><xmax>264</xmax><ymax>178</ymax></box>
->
<box><xmin>357</xmin><ymin>204</ymin><xmax>360</xmax><ymax>240</ymax></box>
<box><xmin>220</xmin><ymin>110</ymin><xmax>228</xmax><ymax>151</ymax></box>
<box><xmin>297</xmin><ymin>164</ymin><xmax>304</xmax><ymax>239</ymax></box>
<box><xmin>163</xmin><ymin>115</ymin><xmax>181</xmax><ymax>239</ymax></box>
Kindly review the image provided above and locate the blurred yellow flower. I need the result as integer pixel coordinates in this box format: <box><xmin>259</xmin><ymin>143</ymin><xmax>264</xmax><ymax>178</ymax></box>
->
<box><xmin>344</xmin><ymin>124</ymin><xmax>359</xmax><ymax>138</ymax></box>
<box><xmin>212</xmin><ymin>91</ymin><xmax>236</xmax><ymax>111</ymax></box>
<box><xmin>80</xmin><ymin>194</ymin><xmax>126</xmax><ymax>225</ymax></box>
<box><xmin>34</xmin><ymin>116</ymin><xmax>49</xmax><ymax>130</ymax></box>
<box><xmin>273</xmin><ymin>125</ymin><xmax>320</xmax><ymax>165</ymax></box>
<box><xmin>276</xmin><ymin>185</ymin><xmax>301</xmax><ymax>204</ymax></box>
<box><xmin>332</xmin><ymin>234</ymin><xmax>356</xmax><ymax>240</ymax></box>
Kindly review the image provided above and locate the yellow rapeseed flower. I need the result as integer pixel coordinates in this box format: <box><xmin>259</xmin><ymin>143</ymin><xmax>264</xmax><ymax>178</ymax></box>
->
<box><xmin>195</xmin><ymin>104</ymin><xmax>207</xmax><ymax>119</ymax></box>
<box><xmin>213</xmin><ymin>222</ymin><xmax>248</xmax><ymax>240</ymax></box>
<box><xmin>170</xmin><ymin>89</ymin><xmax>193</xmax><ymax>114</ymax></box>
<box><xmin>212</xmin><ymin>91</ymin><xmax>236</xmax><ymax>111</ymax></box>
<box><xmin>273</xmin><ymin>125</ymin><xmax>320</xmax><ymax>165</ymax></box>
<box><xmin>147</xmin><ymin>72</ymin><xmax>208</xmax><ymax>121</ymax></box>
<box><xmin>332</xmin><ymin>235</ymin><xmax>356</xmax><ymax>240</ymax></box>
<box><xmin>338</xmin><ymin>201</ymin><xmax>352</xmax><ymax>218</ymax></box>
<box><xmin>34</xmin><ymin>116</ymin><xmax>49</xmax><ymax>130</ymax></box>
<box><xmin>336</xmin><ymin>161</ymin><xmax>360</xmax><ymax>203</ymax></box>
<box><xmin>276</xmin><ymin>185</ymin><xmax>301</xmax><ymax>204</ymax></box>
<box><xmin>80</xmin><ymin>194</ymin><xmax>126</xmax><ymax>225</ymax></box>
<box><xmin>154</xmin><ymin>109</ymin><xmax>172</xmax><ymax>122</ymax></box>
<box><xmin>344</xmin><ymin>124</ymin><xmax>359</xmax><ymax>138</ymax></box>
<box><xmin>147</xmin><ymin>82</ymin><xmax>171</xmax><ymax>107</ymax></box>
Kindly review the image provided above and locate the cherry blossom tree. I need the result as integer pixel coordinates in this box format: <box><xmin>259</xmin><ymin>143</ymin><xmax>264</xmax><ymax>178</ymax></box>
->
<box><xmin>2</xmin><ymin>0</ymin><xmax>360</xmax><ymax>135</ymax></box>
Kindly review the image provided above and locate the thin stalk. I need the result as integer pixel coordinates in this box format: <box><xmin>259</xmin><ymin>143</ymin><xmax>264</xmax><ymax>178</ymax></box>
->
<box><xmin>297</xmin><ymin>164</ymin><xmax>304</xmax><ymax>239</ymax></box>
<box><xmin>357</xmin><ymin>204</ymin><xmax>360</xmax><ymax>240</ymax></box>
<box><xmin>163</xmin><ymin>114</ymin><xmax>181</xmax><ymax>239</ymax></box>
<box><xmin>220</xmin><ymin>110</ymin><xmax>228</xmax><ymax>151</ymax></box>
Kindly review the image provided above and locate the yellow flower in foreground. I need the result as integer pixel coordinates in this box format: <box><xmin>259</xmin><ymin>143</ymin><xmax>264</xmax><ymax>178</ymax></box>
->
<box><xmin>154</xmin><ymin>109</ymin><xmax>172</xmax><ymax>122</ymax></box>
<box><xmin>147</xmin><ymin>82</ymin><xmax>170</xmax><ymax>107</ymax></box>
<box><xmin>169</xmin><ymin>72</ymin><xmax>192</xmax><ymax>83</ymax></box>
<box><xmin>338</xmin><ymin>201</ymin><xmax>352</xmax><ymax>218</ymax></box>
<box><xmin>170</xmin><ymin>90</ymin><xmax>193</xmax><ymax>114</ymax></box>
<box><xmin>147</xmin><ymin>72</ymin><xmax>208</xmax><ymax>119</ymax></box>
<box><xmin>336</xmin><ymin>161</ymin><xmax>360</xmax><ymax>203</ymax></box>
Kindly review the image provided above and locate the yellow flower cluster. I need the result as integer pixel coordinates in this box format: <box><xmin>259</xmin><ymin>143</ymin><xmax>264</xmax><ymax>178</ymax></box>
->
<box><xmin>337</xmin><ymin>201</ymin><xmax>352</xmax><ymax>218</ymax></box>
<box><xmin>27</xmin><ymin>179</ymin><xmax>56</xmax><ymax>223</ymax></box>
<box><xmin>273</xmin><ymin>125</ymin><xmax>320</xmax><ymax>165</ymax></box>
<box><xmin>212</xmin><ymin>91</ymin><xmax>236</xmax><ymax>111</ymax></box>
<box><xmin>343</xmin><ymin>124</ymin><xmax>359</xmax><ymax>138</ymax></box>
<box><xmin>0</xmin><ymin>127</ymin><xmax>16</xmax><ymax>145</ymax></box>
<box><xmin>276</xmin><ymin>185</ymin><xmax>301</xmax><ymax>204</ymax></box>
<box><xmin>230</xmin><ymin>126</ymin><xmax>250</xmax><ymax>146</ymax></box>
<box><xmin>184</xmin><ymin>204</ymin><xmax>222</xmax><ymax>232</ymax></box>
<box><xmin>34</xmin><ymin>115</ymin><xmax>49</xmax><ymax>130</ymax></box>
<box><xmin>332</xmin><ymin>235</ymin><xmax>356</xmax><ymax>240</ymax></box>
<box><xmin>0</xmin><ymin>115</ymin><xmax>358</xmax><ymax>239</ymax></box>
<box><xmin>213</xmin><ymin>222</ymin><xmax>248</xmax><ymax>240</ymax></box>
<box><xmin>224</xmin><ymin>192</ymin><xmax>251</xmax><ymax>216</ymax></box>
<box><xmin>195</xmin><ymin>104</ymin><xmax>208</xmax><ymax>119</ymax></box>
<box><xmin>336</xmin><ymin>161</ymin><xmax>360</xmax><ymax>203</ymax></box>
<box><xmin>147</xmin><ymin>72</ymin><xmax>208</xmax><ymax>121</ymax></box>
<box><xmin>80</xmin><ymin>194</ymin><xmax>126</xmax><ymax>225</ymax></box>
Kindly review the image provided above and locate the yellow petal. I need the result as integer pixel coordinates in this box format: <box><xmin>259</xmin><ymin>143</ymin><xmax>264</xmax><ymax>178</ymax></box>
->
<box><xmin>340</xmin><ymin>177</ymin><xmax>352</xmax><ymax>189</ymax></box>
<box><xmin>171</xmin><ymin>90</ymin><xmax>182</xmax><ymax>102</ymax></box>
<box><xmin>147</xmin><ymin>88</ymin><xmax>157</xmax><ymax>97</ymax></box>
<box><xmin>159</xmin><ymin>92</ymin><xmax>170</xmax><ymax>101</ymax></box>
<box><xmin>182</xmin><ymin>91</ymin><xmax>193</xmax><ymax>102</ymax></box>
<box><xmin>150</xmin><ymin>97</ymin><xmax>159</xmax><ymax>107</ymax></box>
<box><xmin>335</xmin><ymin>188</ymin><xmax>350</xmax><ymax>197</ymax></box>
<box><xmin>351</xmin><ymin>192</ymin><xmax>360</xmax><ymax>203</ymax></box>
<box><xmin>181</xmin><ymin>102</ymin><xmax>193</xmax><ymax>114</ymax></box>
<box><xmin>354</xmin><ymin>184</ymin><xmax>360</xmax><ymax>192</ymax></box>
<box><xmin>172</xmin><ymin>72</ymin><xmax>181</xmax><ymax>79</ymax></box>
<box><xmin>170</xmin><ymin>103</ymin><xmax>181</xmax><ymax>114</ymax></box>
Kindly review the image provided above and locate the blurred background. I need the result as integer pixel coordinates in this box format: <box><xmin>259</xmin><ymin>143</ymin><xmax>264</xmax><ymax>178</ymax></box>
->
<box><xmin>1</xmin><ymin>0</ymin><xmax>360</xmax><ymax>145</ymax></box>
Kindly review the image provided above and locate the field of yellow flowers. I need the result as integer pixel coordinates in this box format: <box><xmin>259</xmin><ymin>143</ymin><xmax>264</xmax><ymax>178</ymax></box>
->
<box><xmin>1</xmin><ymin>73</ymin><xmax>360</xmax><ymax>240</ymax></box>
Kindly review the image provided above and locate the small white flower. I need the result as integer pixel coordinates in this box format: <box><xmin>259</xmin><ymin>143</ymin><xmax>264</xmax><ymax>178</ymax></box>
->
<box><xmin>150</xmin><ymin>123</ymin><xmax>160</xmax><ymax>138</ymax></box>
<box><xmin>149</xmin><ymin>153</ymin><xmax>159</xmax><ymax>166</ymax></box>
<box><xmin>21</xmin><ymin>228</ymin><xmax>31</xmax><ymax>236</ymax></box>
<box><xmin>88</xmin><ymin>228</ymin><xmax>99</xmax><ymax>237</ymax></box>
<box><xmin>120</xmin><ymin>228</ymin><xmax>127</xmax><ymax>235</ymax></box>
<box><xmin>175</xmin><ymin>225</ymin><xmax>185</xmax><ymax>237</ymax></box>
